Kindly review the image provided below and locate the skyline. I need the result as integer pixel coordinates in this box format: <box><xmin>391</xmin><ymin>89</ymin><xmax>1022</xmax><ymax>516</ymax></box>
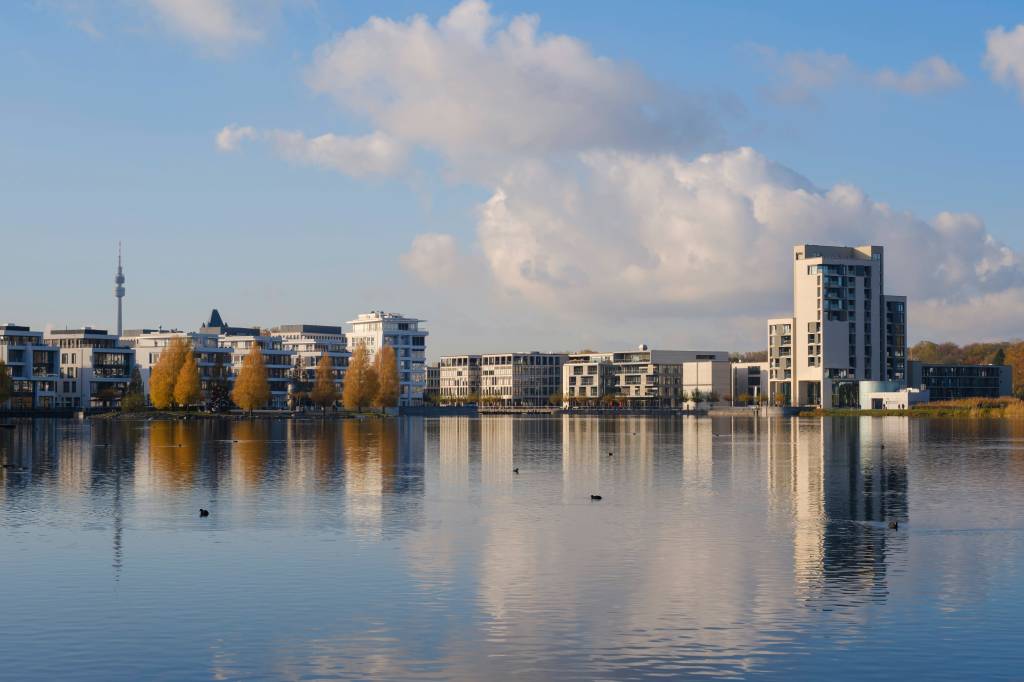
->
<box><xmin>3</xmin><ymin>1</ymin><xmax>1024</xmax><ymax>357</ymax></box>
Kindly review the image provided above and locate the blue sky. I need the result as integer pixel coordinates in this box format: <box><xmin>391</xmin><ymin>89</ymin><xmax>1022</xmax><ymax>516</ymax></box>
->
<box><xmin>2</xmin><ymin>1</ymin><xmax>1023</xmax><ymax>356</ymax></box>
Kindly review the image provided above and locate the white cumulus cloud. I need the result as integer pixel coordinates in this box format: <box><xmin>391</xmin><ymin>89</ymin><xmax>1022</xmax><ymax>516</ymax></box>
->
<box><xmin>215</xmin><ymin>126</ymin><xmax>408</xmax><ymax>177</ymax></box>
<box><xmin>305</xmin><ymin>0</ymin><xmax>715</xmax><ymax>171</ymax></box>
<box><xmin>875</xmin><ymin>56</ymin><xmax>965</xmax><ymax>94</ymax></box>
<box><xmin>985</xmin><ymin>24</ymin><xmax>1024</xmax><ymax>98</ymax></box>
<box><xmin>400</xmin><ymin>233</ymin><xmax>466</xmax><ymax>286</ymax></box>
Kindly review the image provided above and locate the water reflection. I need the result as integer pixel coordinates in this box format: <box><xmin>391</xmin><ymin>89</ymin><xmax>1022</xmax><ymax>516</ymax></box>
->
<box><xmin>2</xmin><ymin>415</ymin><xmax>1024</xmax><ymax>680</ymax></box>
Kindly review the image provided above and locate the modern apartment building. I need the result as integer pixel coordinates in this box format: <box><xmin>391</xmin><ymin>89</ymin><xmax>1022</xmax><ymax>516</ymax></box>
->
<box><xmin>347</xmin><ymin>311</ymin><xmax>428</xmax><ymax>406</ymax></box>
<box><xmin>768</xmin><ymin>245</ymin><xmax>907</xmax><ymax>408</ymax></box>
<box><xmin>563</xmin><ymin>347</ymin><xmax>731</xmax><ymax>408</ymax></box>
<box><xmin>122</xmin><ymin>328</ymin><xmax>231</xmax><ymax>399</ymax></box>
<box><xmin>439</xmin><ymin>354</ymin><xmax>481</xmax><ymax>404</ymax></box>
<box><xmin>218</xmin><ymin>332</ymin><xmax>293</xmax><ymax>409</ymax></box>
<box><xmin>731</xmin><ymin>361</ymin><xmax>769</xmax><ymax>404</ymax></box>
<box><xmin>424</xmin><ymin>364</ymin><xmax>440</xmax><ymax>403</ymax></box>
<box><xmin>272</xmin><ymin>324</ymin><xmax>349</xmax><ymax>391</ymax></box>
<box><xmin>907</xmin><ymin>361</ymin><xmax>1012</xmax><ymax>401</ymax></box>
<box><xmin>481</xmin><ymin>352</ymin><xmax>567</xmax><ymax>407</ymax></box>
<box><xmin>46</xmin><ymin>328</ymin><xmax>134</xmax><ymax>409</ymax></box>
<box><xmin>0</xmin><ymin>324</ymin><xmax>59</xmax><ymax>409</ymax></box>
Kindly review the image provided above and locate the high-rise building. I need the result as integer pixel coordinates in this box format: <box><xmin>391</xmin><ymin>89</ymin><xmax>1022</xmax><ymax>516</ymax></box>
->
<box><xmin>768</xmin><ymin>245</ymin><xmax>907</xmax><ymax>408</ymax></box>
<box><xmin>346</xmin><ymin>311</ymin><xmax>428</xmax><ymax>406</ymax></box>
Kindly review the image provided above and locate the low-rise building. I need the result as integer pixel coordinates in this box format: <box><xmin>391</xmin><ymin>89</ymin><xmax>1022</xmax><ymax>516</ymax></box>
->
<box><xmin>272</xmin><ymin>324</ymin><xmax>349</xmax><ymax>392</ymax></box>
<box><xmin>347</xmin><ymin>311</ymin><xmax>428</xmax><ymax>406</ymax></box>
<box><xmin>0</xmin><ymin>324</ymin><xmax>59</xmax><ymax>409</ymax></box>
<box><xmin>122</xmin><ymin>328</ymin><xmax>231</xmax><ymax>400</ymax></box>
<box><xmin>859</xmin><ymin>381</ymin><xmax>929</xmax><ymax>410</ymax></box>
<box><xmin>563</xmin><ymin>347</ymin><xmax>731</xmax><ymax>408</ymax></box>
<box><xmin>424</xmin><ymin>364</ymin><xmax>440</xmax><ymax>403</ymax></box>
<box><xmin>731</xmin><ymin>361</ymin><xmax>769</xmax><ymax>405</ymax></box>
<box><xmin>46</xmin><ymin>328</ymin><xmax>134</xmax><ymax>409</ymax></box>
<box><xmin>439</xmin><ymin>354</ymin><xmax>481</xmax><ymax>404</ymax></box>
<box><xmin>482</xmin><ymin>352</ymin><xmax>567</xmax><ymax>407</ymax></box>
<box><xmin>907</xmin><ymin>361</ymin><xmax>1012</xmax><ymax>401</ymax></box>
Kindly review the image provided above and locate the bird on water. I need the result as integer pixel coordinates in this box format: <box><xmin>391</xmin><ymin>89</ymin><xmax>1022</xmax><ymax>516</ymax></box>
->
<box><xmin>513</xmin><ymin>468</ymin><xmax>519</xmax><ymax>474</ymax></box>
<box><xmin>199</xmin><ymin>509</ymin><xmax>210</xmax><ymax>517</ymax></box>
<box><xmin>590</xmin><ymin>494</ymin><xmax>602</xmax><ymax>501</ymax></box>
<box><xmin>887</xmin><ymin>520</ymin><xmax>898</xmax><ymax>530</ymax></box>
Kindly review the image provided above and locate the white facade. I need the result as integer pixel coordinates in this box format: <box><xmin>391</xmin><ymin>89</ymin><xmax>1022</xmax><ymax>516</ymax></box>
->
<box><xmin>121</xmin><ymin>329</ymin><xmax>230</xmax><ymax>400</ymax></box>
<box><xmin>346</xmin><ymin>311</ymin><xmax>428</xmax><ymax>406</ymax></box>
<box><xmin>0</xmin><ymin>324</ymin><xmax>59</xmax><ymax>409</ymax></box>
<box><xmin>272</xmin><ymin>324</ymin><xmax>349</xmax><ymax>391</ymax></box>
<box><xmin>731</xmin><ymin>361</ymin><xmax>769</xmax><ymax>404</ymax></box>
<box><xmin>46</xmin><ymin>328</ymin><xmax>134</xmax><ymax>409</ymax></box>
<box><xmin>768</xmin><ymin>245</ymin><xmax>907</xmax><ymax>408</ymax></box>
<box><xmin>563</xmin><ymin>347</ymin><xmax>731</xmax><ymax>408</ymax></box>
<box><xmin>219</xmin><ymin>332</ymin><xmax>294</xmax><ymax>409</ymax></box>
<box><xmin>439</xmin><ymin>355</ymin><xmax>481</xmax><ymax>403</ymax></box>
<box><xmin>481</xmin><ymin>352</ymin><xmax>567</xmax><ymax>407</ymax></box>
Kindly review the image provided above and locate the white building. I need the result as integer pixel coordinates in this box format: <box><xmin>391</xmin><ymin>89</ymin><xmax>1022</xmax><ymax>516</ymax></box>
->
<box><xmin>46</xmin><ymin>328</ymin><xmax>134</xmax><ymax>409</ymax></box>
<box><xmin>121</xmin><ymin>328</ymin><xmax>230</xmax><ymax>400</ymax></box>
<box><xmin>0</xmin><ymin>324</ymin><xmax>59</xmax><ymax>409</ymax></box>
<box><xmin>563</xmin><ymin>347</ymin><xmax>731</xmax><ymax>408</ymax></box>
<box><xmin>481</xmin><ymin>352</ymin><xmax>567</xmax><ymax>407</ymax></box>
<box><xmin>731</xmin><ymin>361</ymin><xmax>769</xmax><ymax>405</ymax></box>
<box><xmin>272</xmin><ymin>324</ymin><xmax>349</xmax><ymax>391</ymax></box>
<box><xmin>859</xmin><ymin>382</ymin><xmax>929</xmax><ymax>410</ymax></box>
<box><xmin>439</xmin><ymin>355</ymin><xmax>481</xmax><ymax>404</ymax></box>
<box><xmin>346</xmin><ymin>311</ymin><xmax>428</xmax><ymax>406</ymax></box>
<box><xmin>768</xmin><ymin>245</ymin><xmax>907</xmax><ymax>408</ymax></box>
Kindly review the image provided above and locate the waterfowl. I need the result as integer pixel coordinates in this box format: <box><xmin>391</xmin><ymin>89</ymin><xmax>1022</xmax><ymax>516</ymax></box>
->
<box><xmin>199</xmin><ymin>509</ymin><xmax>210</xmax><ymax>517</ymax></box>
<box><xmin>590</xmin><ymin>494</ymin><xmax>602</xmax><ymax>501</ymax></box>
<box><xmin>887</xmin><ymin>520</ymin><xmax>898</xmax><ymax>530</ymax></box>
<box><xmin>513</xmin><ymin>468</ymin><xmax>519</xmax><ymax>474</ymax></box>
<box><xmin>608</xmin><ymin>451</ymin><xmax>613</xmax><ymax>456</ymax></box>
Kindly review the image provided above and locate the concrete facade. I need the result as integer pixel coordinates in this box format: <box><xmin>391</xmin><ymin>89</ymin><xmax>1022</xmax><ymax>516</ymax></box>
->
<box><xmin>272</xmin><ymin>324</ymin><xmax>349</xmax><ymax>393</ymax></box>
<box><xmin>481</xmin><ymin>352</ymin><xmax>567</xmax><ymax>407</ymax></box>
<box><xmin>347</xmin><ymin>311</ymin><xmax>428</xmax><ymax>406</ymax></box>
<box><xmin>439</xmin><ymin>355</ymin><xmax>481</xmax><ymax>404</ymax></box>
<box><xmin>47</xmin><ymin>328</ymin><xmax>134</xmax><ymax>409</ymax></box>
<box><xmin>731</xmin><ymin>361</ymin><xmax>769</xmax><ymax>404</ymax></box>
<box><xmin>0</xmin><ymin>324</ymin><xmax>59</xmax><ymax>409</ymax></box>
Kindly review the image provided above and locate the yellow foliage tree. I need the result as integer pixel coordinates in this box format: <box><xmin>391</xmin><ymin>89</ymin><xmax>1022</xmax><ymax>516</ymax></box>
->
<box><xmin>374</xmin><ymin>345</ymin><xmax>399</xmax><ymax>408</ymax></box>
<box><xmin>149</xmin><ymin>337</ymin><xmax>190</xmax><ymax>409</ymax></box>
<box><xmin>232</xmin><ymin>344</ymin><xmax>270</xmax><ymax>413</ymax></box>
<box><xmin>342</xmin><ymin>344</ymin><xmax>378</xmax><ymax>412</ymax></box>
<box><xmin>309</xmin><ymin>353</ymin><xmax>338</xmax><ymax>409</ymax></box>
<box><xmin>173</xmin><ymin>348</ymin><xmax>202</xmax><ymax>409</ymax></box>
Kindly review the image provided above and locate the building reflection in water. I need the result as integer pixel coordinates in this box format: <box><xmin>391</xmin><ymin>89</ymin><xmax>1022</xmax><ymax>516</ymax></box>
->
<box><xmin>766</xmin><ymin>416</ymin><xmax>910</xmax><ymax>604</ymax></box>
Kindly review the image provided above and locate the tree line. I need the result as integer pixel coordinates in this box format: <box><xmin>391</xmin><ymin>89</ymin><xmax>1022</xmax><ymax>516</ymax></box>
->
<box><xmin>910</xmin><ymin>340</ymin><xmax>1024</xmax><ymax>395</ymax></box>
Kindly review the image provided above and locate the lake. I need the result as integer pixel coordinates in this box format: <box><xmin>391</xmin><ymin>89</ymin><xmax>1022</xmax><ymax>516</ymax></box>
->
<box><xmin>1</xmin><ymin>415</ymin><xmax>1023</xmax><ymax>680</ymax></box>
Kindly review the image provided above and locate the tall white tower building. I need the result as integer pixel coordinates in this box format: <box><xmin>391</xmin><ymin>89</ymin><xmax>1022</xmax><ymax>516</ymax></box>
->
<box><xmin>114</xmin><ymin>243</ymin><xmax>126</xmax><ymax>337</ymax></box>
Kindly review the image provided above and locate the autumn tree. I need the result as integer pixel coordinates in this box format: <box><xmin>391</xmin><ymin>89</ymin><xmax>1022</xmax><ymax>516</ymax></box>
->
<box><xmin>0</xmin><ymin>360</ymin><xmax>12</xmax><ymax>407</ymax></box>
<box><xmin>310</xmin><ymin>353</ymin><xmax>339</xmax><ymax>409</ymax></box>
<box><xmin>174</xmin><ymin>350</ymin><xmax>202</xmax><ymax>409</ymax></box>
<box><xmin>149</xmin><ymin>337</ymin><xmax>190</xmax><ymax>409</ymax></box>
<box><xmin>343</xmin><ymin>344</ymin><xmax>378</xmax><ymax>412</ymax></box>
<box><xmin>232</xmin><ymin>344</ymin><xmax>270</xmax><ymax>414</ymax></box>
<box><xmin>121</xmin><ymin>365</ymin><xmax>146</xmax><ymax>412</ymax></box>
<box><xmin>374</xmin><ymin>346</ymin><xmax>399</xmax><ymax>408</ymax></box>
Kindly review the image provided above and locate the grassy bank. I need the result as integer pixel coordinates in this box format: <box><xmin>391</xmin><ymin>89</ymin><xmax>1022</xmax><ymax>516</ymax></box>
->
<box><xmin>812</xmin><ymin>397</ymin><xmax>1024</xmax><ymax>418</ymax></box>
<box><xmin>92</xmin><ymin>409</ymin><xmax>377</xmax><ymax>420</ymax></box>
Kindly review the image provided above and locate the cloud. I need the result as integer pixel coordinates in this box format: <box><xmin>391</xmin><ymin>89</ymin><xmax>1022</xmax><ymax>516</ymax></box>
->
<box><xmin>755</xmin><ymin>46</ymin><xmax>964</xmax><ymax>102</ymax></box>
<box><xmin>215</xmin><ymin>124</ymin><xmax>256</xmax><ymax>151</ymax></box>
<box><xmin>305</xmin><ymin>0</ymin><xmax>717</xmax><ymax>172</ymax></box>
<box><xmin>147</xmin><ymin>0</ymin><xmax>264</xmax><ymax>51</ymax></box>
<box><xmin>400</xmin><ymin>233</ymin><xmax>465</xmax><ymax>286</ymax></box>
<box><xmin>985</xmin><ymin>24</ymin><xmax>1024</xmax><ymax>98</ymax></box>
<box><xmin>875</xmin><ymin>56</ymin><xmax>965</xmax><ymax>94</ymax></box>
<box><xmin>466</xmin><ymin>148</ymin><xmax>1024</xmax><ymax>339</ymax></box>
<box><xmin>215</xmin><ymin>126</ymin><xmax>408</xmax><ymax>176</ymax></box>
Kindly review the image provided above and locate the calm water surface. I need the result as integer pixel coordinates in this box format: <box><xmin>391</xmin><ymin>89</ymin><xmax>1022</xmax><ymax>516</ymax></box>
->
<box><xmin>2</xmin><ymin>415</ymin><xmax>1023</xmax><ymax>680</ymax></box>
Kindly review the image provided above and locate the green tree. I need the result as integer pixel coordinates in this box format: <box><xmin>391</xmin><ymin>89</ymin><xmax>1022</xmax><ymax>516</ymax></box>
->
<box><xmin>310</xmin><ymin>353</ymin><xmax>339</xmax><ymax>409</ymax></box>
<box><xmin>373</xmin><ymin>346</ymin><xmax>399</xmax><ymax>408</ymax></box>
<box><xmin>232</xmin><ymin>344</ymin><xmax>270</xmax><ymax>414</ymax></box>
<box><xmin>0</xmin><ymin>360</ymin><xmax>13</xmax><ymax>407</ymax></box>
<box><xmin>173</xmin><ymin>348</ymin><xmax>202</xmax><ymax>409</ymax></box>
<box><xmin>993</xmin><ymin>347</ymin><xmax>1006</xmax><ymax>366</ymax></box>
